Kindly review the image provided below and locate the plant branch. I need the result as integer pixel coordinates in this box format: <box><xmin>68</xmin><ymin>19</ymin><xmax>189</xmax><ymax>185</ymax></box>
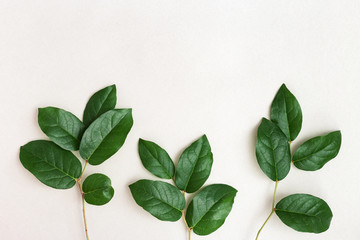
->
<box><xmin>181</xmin><ymin>191</ymin><xmax>192</xmax><ymax>240</ymax></box>
<box><xmin>77</xmin><ymin>160</ymin><xmax>89</xmax><ymax>240</ymax></box>
<box><xmin>255</xmin><ymin>180</ymin><xmax>279</xmax><ymax>240</ymax></box>
<box><xmin>80</xmin><ymin>160</ymin><xmax>88</xmax><ymax>179</ymax></box>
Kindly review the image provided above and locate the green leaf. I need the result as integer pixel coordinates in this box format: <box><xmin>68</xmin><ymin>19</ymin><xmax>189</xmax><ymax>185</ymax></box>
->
<box><xmin>275</xmin><ymin>194</ymin><xmax>333</xmax><ymax>233</ymax></box>
<box><xmin>270</xmin><ymin>84</ymin><xmax>302</xmax><ymax>141</ymax></box>
<box><xmin>256</xmin><ymin>118</ymin><xmax>291</xmax><ymax>181</ymax></box>
<box><xmin>82</xmin><ymin>173</ymin><xmax>114</xmax><ymax>206</ymax></box>
<box><xmin>175</xmin><ymin>135</ymin><xmax>213</xmax><ymax>193</ymax></box>
<box><xmin>186</xmin><ymin>184</ymin><xmax>237</xmax><ymax>236</ymax></box>
<box><xmin>19</xmin><ymin>140</ymin><xmax>82</xmax><ymax>189</ymax></box>
<box><xmin>293</xmin><ymin>131</ymin><xmax>341</xmax><ymax>171</ymax></box>
<box><xmin>79</xmin><ymin>109</ymin><xmax>133</xmax><ymax>165</ymax></box>
<box><xmin>83</xmin><ymin>84</ymin><xmax>117</xmax><ymax>127</ymax></box>
<box><xmin>38</xmin><ymin>107</ymin><xmax>85</xmax><ymax>151</ymax></box>
<box><xmin>138</xmin><ymin>139</ymin><xmax>175</xmax><ymax>179</ymax></box>
<box><xmin>129</xmin><ymin>180</ymin><xmax>185</xmax><ymax>222</ymax></box>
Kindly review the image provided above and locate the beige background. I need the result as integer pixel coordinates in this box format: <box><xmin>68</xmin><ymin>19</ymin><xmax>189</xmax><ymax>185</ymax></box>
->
<box><xmin>1</xmin><ymin>0</ymin><xmax>359</xmax><ymax>239</ymax></box>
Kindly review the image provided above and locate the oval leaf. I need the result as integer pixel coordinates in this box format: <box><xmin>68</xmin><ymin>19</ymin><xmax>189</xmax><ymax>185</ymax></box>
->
<box><xmin>275</xmin><ymin>194</ymin><xmax>333</xmax><ymax>233</ymax></box>
<box><xmin>293</xmin><ymin>131</ymin><xmax>341</xmax><ymax>171</ymax></box>
<box><xmin>175</xmin><ymin>135</ymin><xmax>213</xmax><ymax>193</ymax></box>
<box><xmin>138</xmin><ymin>139</ymin><xmax>175</xmax><ymax>179</ymax></box>
<box><xmin>186</xmin><ymin>184</ymin><xmax>237</xmax><ymax>236</ymax></box>
<box><xmin>82</xmin><ymin>173</ymin><xmax>114</xmax><ymax>206</ymax></box>
<box><xmin>38</xmin><ymin>107</ymin><xmax>85</xmax><ymax>151</ymax></box>
<box><xmin>270</xmin><ymin>84</ymin><xmax>302</xmax><ymax>141</ymax></box>
<box><xmin>83</xmin><ymin>84</ymin><xmax>117</xmax><ymax>127</ymax></box>
<box><xmin>19</xmin><ymin>140</ymin><xmax>82</xmax><ymax>189</ymax></box>
<box><xmin>256</xmin><ymin>118</ymin><xmax>291</xmax><ymax>181</ymax></box>
<box><xmin>129</xmin><ymin>180</ymin><xmax>185</xmax><ymax>222</ymax></box>
<box><xmin>79</xmin><ymin>109</ymin><xmax>133</xmax><ymax>165</ymax></box>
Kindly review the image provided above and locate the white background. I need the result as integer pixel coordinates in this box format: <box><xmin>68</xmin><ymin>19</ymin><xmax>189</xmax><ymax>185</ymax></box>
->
<box><xmin>1</xmin><ymin>1</ymin><xmax>359</xmax><ymax>240</ymax></box>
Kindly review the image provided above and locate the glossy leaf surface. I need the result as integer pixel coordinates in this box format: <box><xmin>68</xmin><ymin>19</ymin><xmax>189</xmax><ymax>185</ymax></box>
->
<box><xmin>270</xmin><ymin>84</ymin><xmax>302</xmax><ymax>141</ymax></box>
<box><xmin>19</xmin><ymin>140</ymin><xmax>82</xmax><ymax>189</ymax></box>
<box><xmin>175</xmin><ymin>135</ymin><xmax>213</xmax><ymax>193</ymax></box>
<box><xmin>138</xmin><ymin>139</ymin><xmax>174</xmax><ymax>179</ymax></box>
<box><xmin>79</xmin><ymin>109</ymin><xmax>133</xmax><ymax>165</ymax></box>
<box><xmin>256</xmin><ymin>118</ymin><xmax>291</xmax><ymax>181</ymax></box>
<box><xmin>293</xmin><ymin>131</ymin><xmax>341</xmax><ymax>171</ymax></box>
<box><xmin>129</xmin><ymin>180</ymin><xmax>185</xmax><ymax>222</ymax></box>
<box><xmin>38</xmin><ymin>107</ymin><xmax>85</xmax><ymax>151</ymax></box>
<box><xmin>82</xmin><ymin>173</ymin><xmax>114</xmax><ymax>205</ymax></box>
<box><xmin>276</xmin><ymin>194</ymin><xmax>333</xmax><ymax>233</ymax></box>
<box><xmin>186</xmin><ymin>184</ymin><xmax>237</xmax><ymax>235</ymax></box>
<box><xmin>83</xmin><ymin>84</ymin><xmax>117</xmax><ymax>127</ymax></box>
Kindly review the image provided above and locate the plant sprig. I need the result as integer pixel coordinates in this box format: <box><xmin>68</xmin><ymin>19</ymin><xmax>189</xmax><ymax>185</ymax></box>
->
<box><xmin>130</xmin><ymin>135</ymin><xmax>237</xmax><ymax>239</ymax></box>
<box><xmin>255</xmin><ymin>84</ymin><xmax>341</xmax><ymax>239</ymax></box>
<box><xmin>19</xmin><ymin>84</ymin><xmax>133</xmax><ymax>239</ymax></box>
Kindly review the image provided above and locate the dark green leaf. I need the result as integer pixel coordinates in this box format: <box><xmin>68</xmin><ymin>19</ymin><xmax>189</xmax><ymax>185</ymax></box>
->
<box><xmin>82</xmin><ymin>173</ymin><xmax>114</xmax><ymax>206</ymax></box>
<box><xmin>129</xmin><ymin>180</ymin><xmax>185</xmax><ymax>222</ymax></box>
<box><xmin>293</xmin><ymin>131</ymin><xmax>341</xmax><ymax>171</ymax></box>
<box><xmin>175</xmin><ymin>135</ymin><xmax>213</xmax><ymax>193</ymax></box>
<box><xmin>138</xmin><ymin>139</ymin><xmax>174</xmax><ymax>179</ymax></box>
<box><xmin>275</xmin><ymin>194</ymin><xmax>333</xmax><ymax>233</ymax></box>
<box><xmin>186</xmin><ymin>184</ymin><xmax>237</xmax><ymax>236</ymax></box>
<box><xmin>19</xmin><ymin>140</ymin><xmax>82</xmax><ymax>189</ymax></box>
<box><xmin>256</xmin><ymin>118</ymin><xmax>291</xmax><ymax>181</ymax></box>
<box><xmin>79</xmin><ymin>109</ymin><xmax>133</xmax><ymax>165</ymax></box>
<box><xmin>83</xmin><ymin>84</ymin><xmax>117</xmax><ymax>127</ymax></box>
<box><xmin>38</xmin><ymin>107</ymin><xmax>85</xmax><ymax>151</ymax></box>
<box><xmin>270</xmin><ymin>84</ymin><xmax>302</xmax><ymax>141</ymax></box>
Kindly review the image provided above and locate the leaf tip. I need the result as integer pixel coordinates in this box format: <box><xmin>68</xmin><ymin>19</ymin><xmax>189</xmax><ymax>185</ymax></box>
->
<box><xmin>260</xmin><ymin>117</ymin><xmax>268</xmax><ymax>123</ymax></box>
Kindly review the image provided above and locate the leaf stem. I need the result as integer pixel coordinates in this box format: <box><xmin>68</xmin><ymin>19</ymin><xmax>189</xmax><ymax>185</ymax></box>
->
<box><xmin>255</xmin><ymin>180</ymin><xmax>278</xmax><ymax>240</ymax></box>
<box><xmin>181</xmin><ymin>191</ymin><xmax>192</xmax><ymax>240</ymax></box>
<box><xmin>79</xmin><ymin>160</ymin><xmax>88</xmax><ymax>179</ymax></box>
<box><xmin>77</xmin><ymin>160</ymin><xmax>89</xmax><ymax>240</ymax></box>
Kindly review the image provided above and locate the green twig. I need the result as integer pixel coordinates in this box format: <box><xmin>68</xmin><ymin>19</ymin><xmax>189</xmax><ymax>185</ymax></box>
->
<box><xmin>255</xmin><ymin>180</ymin><xmax>278</xmax><ymax>240</ymax></box>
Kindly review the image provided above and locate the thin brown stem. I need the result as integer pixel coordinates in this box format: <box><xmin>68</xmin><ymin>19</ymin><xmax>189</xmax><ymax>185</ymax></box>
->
<box><xmin>181</xmin><ymin>191</ymin><xmax>192</xmax><ymax>240</ymax></box>
<box><xmin>255</xmin><ymin>181</ymin><xmax>279</xmax><ymax>240</ymax></box>
<box><xmin>77</xmin><ymin>160</ymin><xmax>89</xmax><ymax>240</ymax></box>
<box><xmin>79</xmin><ymin>160</ymin><xmax>88</xmax><ymax>179</ymax></box>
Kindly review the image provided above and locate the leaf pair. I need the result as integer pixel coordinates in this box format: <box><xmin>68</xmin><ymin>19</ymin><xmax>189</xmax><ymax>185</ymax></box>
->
<box><xmin>130</xmin><ymin>135</ymin><xmax>237</xmax><ymax>236</ymax></box>
<box><xmin>138</xmin><ymin>135</ymin><xmax>213</xmax><ymax>193</ymax></box>
<box><xmin>255</xmin><ymin>84</ymin><xmax>341</xmax><ymax>235</ymax></box>
<box><xmin>20</xmin><ymin>84</ymin><xmax>133</xmax><ymax>206</ymax></box>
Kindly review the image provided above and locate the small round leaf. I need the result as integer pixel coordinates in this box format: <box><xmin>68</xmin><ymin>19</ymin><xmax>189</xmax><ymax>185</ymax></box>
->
<box><xmin>82</xmin><ymin>174</ymin><xmax>114</xmax><ymax>206</ymax></box>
